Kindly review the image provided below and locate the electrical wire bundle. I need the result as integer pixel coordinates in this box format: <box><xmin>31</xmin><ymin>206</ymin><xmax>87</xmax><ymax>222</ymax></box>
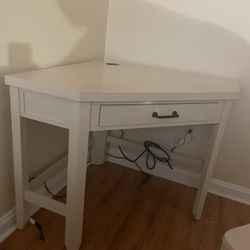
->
<box><xmin>108</xmin><ymin>130</ymin><xmax>173</xmax><ymax>179</ymax></box>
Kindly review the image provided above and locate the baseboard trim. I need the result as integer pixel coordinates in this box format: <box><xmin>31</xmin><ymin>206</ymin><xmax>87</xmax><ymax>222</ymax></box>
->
<box><xmin>0</xmin><ymin>208</ymin><xmax>16</xmax><ymax>243</ymax></box>
<box><xmin>0</xmin><ymin>157</ymin><xmax>67</xmax><ymax>243</ymax></box>
<box><xmin>108</xmin><ymin>147</ymin><xmax>250</xmax><ymax>206</ymax></box>
<box><xmin>210</xmin><ymin>179</ymin><xmax>250</xmax><ymax>205</ymax></box>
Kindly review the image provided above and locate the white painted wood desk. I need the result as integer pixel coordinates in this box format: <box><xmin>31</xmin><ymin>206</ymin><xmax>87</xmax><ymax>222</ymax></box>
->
<box><xmin>5</xmin><ymin>61</ymin><xmax>239</xmax><ymax>250</ymax></box>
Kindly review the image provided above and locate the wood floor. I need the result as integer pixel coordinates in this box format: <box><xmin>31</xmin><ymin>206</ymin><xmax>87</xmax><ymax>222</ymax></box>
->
<box><xmin>1</xmin><ymin>162</ymin><xmax>250</xmax><ymax>250</ymax></box>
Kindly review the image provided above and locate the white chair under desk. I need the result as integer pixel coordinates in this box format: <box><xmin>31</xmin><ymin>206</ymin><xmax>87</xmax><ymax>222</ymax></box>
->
<box><xmin>5</xmin><ymin>61</ymin><xmax>240</xmax><ymax>250</ymax></box>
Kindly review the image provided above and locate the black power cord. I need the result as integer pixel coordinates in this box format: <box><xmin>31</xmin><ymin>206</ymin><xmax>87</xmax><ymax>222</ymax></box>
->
<box><xmin>29</xmin><ymin>218</ymin><xmax>45</xmax><ymax>243</ymax></box>
<box><xmin>44</xmin><ymin>182</ymin><xmax>66</xmax><ymax>199</ymax></box>
<box><xmin>35</xmin><ymin>221</ymin><xmax>45</xmax><ymax>243</ymax></box>
<box><xmin>29</xmin><ymin>178</ymin><xmax>66</xmax><ymax>199</ymax></box>
<box><xmin>108</xmin><ymin>130</ymin><xmax>173</xmax><ymax>181</ymax></box>
<box><xmin>143</xmin><ymin>141</ymin><xmax>173</xmax><ymax>170</ymax></box>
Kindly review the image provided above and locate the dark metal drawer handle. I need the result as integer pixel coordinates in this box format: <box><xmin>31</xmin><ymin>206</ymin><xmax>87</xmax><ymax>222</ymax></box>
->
<box><xmin>152</xmin><ymin>111</ymin><xmax>179</xmax><ymax>119</ymax></box>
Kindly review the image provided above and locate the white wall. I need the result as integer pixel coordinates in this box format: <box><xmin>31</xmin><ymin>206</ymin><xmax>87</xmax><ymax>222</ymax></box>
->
<box><xmin>105</xmin><ymin>0</ymin><xmax>250</xmax><ymax>188</ymax></box>
<box><xmin>0</xmin><ymin>0</ymin><xmax>109</xmax><ymax>217</ymax></box>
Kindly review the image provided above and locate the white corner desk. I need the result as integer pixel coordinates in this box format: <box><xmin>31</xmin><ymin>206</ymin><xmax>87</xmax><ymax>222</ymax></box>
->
<box><xmin>5</xmin><ymin>61</ymin><xmax>239</xmax><ymax>250</ymax></box>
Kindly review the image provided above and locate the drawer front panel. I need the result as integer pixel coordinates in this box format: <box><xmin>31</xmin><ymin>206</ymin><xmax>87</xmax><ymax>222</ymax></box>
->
<box><xmin>20</xmin><ymin>90</ymin><xmax>70</xmax><ymax>128</ymax></box>
<box><xmin>99</xmin><ymin>103</ymin><xmax>224</xmax><ymax>127</ymax></box>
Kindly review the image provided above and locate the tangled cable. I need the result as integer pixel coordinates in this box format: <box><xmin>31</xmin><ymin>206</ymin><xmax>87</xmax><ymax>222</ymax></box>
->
<box><xmin>108</xmin><ymin>130</ymin><xmax>173</xmax><ymax>176</ymax></box>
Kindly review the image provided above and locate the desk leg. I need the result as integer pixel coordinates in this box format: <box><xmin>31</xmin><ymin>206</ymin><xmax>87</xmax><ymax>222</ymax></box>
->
<box><xmin>91</xmin><ymin>131</ymin><xmax>108</xmax><ymax>165</ymax></box>
<box><xmin>10</xmin><ymin>87</ymin><xmax>30</xmax><ymax>229</ymax></box>
<box><xmin>193</xmin><ymin>101</ymin><xmax>232</xmax><ymax>220</ymax></box>
<box><xmin>65</xmin><ymin>102</ymin><xmax>91</xmax><ymax>250</ymax></box>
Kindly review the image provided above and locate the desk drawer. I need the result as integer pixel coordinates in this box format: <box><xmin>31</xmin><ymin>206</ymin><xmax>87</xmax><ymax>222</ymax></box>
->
<box><xmin>99</xmin><ymin>103</ymin><xmax>224</xmax><ymax>127</ymax></box>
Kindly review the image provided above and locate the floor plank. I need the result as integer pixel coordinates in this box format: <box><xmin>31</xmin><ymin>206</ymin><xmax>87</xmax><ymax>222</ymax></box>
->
<box><xmin>1</xmin><ymin>162</ymin><xmax>250</xmax><ymax>250</ymax></box>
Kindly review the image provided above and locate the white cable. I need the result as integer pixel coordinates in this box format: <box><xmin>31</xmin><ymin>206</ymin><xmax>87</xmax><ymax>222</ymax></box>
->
<box><xmin>170</xmin><ymin>129</ymin><xmax>193</xmax><ymax>152</ymax></box>
<box><xmin>29</xmin><ymin>218</ymin><xmax>36</xmax><ymax>225</ymax></box>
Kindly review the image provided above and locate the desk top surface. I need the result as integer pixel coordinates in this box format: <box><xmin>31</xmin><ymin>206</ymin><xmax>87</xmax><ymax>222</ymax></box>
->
<box><xmin>5</xmin><ymin>61</ymin><xmax>240</xmax><ymax>102</ymax></box>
